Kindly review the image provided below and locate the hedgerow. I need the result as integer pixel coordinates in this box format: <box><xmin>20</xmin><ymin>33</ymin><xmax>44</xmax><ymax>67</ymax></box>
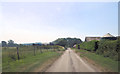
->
<box><xmin>78</xmin><ymin>40</ymin><xmax>98</xmax><ymax>51</ymax></box>
<box><xmin>96</xmin><ymin>40</ymin><xmax>119</xmax><ymax>61</ymax></box>
<box><xmin>76</xmin><ymin>38</ymin><xmax>120</xmax><ymax>61</ymax></box>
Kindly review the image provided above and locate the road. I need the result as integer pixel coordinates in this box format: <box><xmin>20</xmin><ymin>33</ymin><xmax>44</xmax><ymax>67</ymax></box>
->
<box><xmin>46</xmin><ymin>48</ymin><xmax>101</xmax><ymax>72</ymax></box>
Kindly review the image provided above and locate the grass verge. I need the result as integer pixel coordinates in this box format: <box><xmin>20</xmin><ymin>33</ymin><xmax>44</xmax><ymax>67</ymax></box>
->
<box><xmin>74</xmin><ymin>49</ymin><xmax>119</xmax><ymax>72</ymax></box>
<box><xmin>3</xmin><ymin>51</ymin><xmax>62</xmax><ymax>72</ymax></box>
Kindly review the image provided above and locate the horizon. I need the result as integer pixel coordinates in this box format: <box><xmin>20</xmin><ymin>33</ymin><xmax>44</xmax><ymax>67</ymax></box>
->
<box><xmin>1</xmin><ymin>33</ymin><xmax>118</xmax><ymax>44</ymax></box>
<box><xmin>0</xmin><ymin>2</ymin><xmax>118</xmax><ymax>44</ymax></box>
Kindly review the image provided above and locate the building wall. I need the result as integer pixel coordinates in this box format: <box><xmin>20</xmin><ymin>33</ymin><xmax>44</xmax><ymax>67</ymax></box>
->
<box><xmin>85</xmin><ymin>37</ymin><xmax>101</xmax><ymax>42</ymax></box>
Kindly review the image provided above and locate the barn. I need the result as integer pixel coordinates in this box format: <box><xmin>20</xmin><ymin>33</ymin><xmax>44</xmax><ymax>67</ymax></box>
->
<box><xmin>85</xmin><ymin>33</ymin><xmax>117</xmax><ymax>42</ymax></box>
<box><xmin>85</xmin><ymin>37</ymin><xmax>101</xmax><ymax>42</ymax></box>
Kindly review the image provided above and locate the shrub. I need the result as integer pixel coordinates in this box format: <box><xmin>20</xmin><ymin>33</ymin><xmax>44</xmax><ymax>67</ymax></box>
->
<box><xmin>78</xmin><ymin>40</ymin><xmax>98</xmax><ymax>51</ymax></box>
<box><xmin>77</xmin><ymin>39</ymin><xmax>119</xmax><ymax>61</ymax></box>
<box><xmin>96</xmin><ymin>40</ymin><xmax>119</xmax><ymax>61</ymax></box>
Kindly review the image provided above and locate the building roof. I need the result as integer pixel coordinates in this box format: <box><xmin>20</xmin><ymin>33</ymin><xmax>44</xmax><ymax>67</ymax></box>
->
<box><xmin>103</xmin><ymin>33</ymin><xmax>114</xmax><ymax>37</ymax></box>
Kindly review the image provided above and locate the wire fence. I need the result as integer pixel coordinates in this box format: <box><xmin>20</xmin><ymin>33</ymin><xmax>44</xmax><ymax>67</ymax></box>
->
<box><xmin>2</xmin><ymin>45</ymin><xmax>64</xmax><ymax>64</ymax></box>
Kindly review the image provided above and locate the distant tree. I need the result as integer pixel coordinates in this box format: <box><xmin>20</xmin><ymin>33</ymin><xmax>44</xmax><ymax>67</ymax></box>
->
<box><xmin>52</xmin><ymin>38</ymin><xmax>82</xmax><ymax>47</ymax></box>
<box><xmin>49</xmin><ymin>42</ymin><xmax>54</xmax><ymax>45</ymax></box>
<box><xmin>2</xmin><ymin>41</ymin><xmax>7</xmax><ymax>47</ymax></box>
<box><xmin>8</xmin><ymin>40</ymin><xmax>14</xmax><ymax>47</ymax></box>
<box><xmin>58</xmin><ymin>39</ymin><xmax>67</xmax><ymax>47</ymax></box>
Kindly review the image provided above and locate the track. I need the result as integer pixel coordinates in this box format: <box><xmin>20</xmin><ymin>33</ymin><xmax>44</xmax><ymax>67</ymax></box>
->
<box><xmin>46</xmin><ymin>48</ymin><xmax>101</xmax><ymax>72</ymax></box>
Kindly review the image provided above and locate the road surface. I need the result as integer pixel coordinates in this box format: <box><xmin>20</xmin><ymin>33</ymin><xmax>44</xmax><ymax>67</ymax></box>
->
<box><xmin>46</xmin><ymin>48</ymin><xmax>101</xmax><ymax>72</ymax></box>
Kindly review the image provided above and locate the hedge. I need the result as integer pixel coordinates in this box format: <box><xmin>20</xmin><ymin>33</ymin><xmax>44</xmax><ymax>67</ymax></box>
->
<box><xmin>77</xmin><ymin>39</ymin><xmax>120</xmax><ymax>61</ymax></box>
<box><xmin>78</xmin><ymin>40</ymin><xmax>98</xmax><ymax>51</ymax></box>
<box><xmin>96</xmin><ymin>40</ymin><xmax>119</xmax><ymax>61</ymax></box>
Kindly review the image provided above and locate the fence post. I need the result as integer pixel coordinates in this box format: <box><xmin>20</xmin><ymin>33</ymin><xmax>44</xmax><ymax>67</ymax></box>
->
<box><xmin>40</xmin><ymin>47</ymin><xmax>42</xmax><ymax>53</ymax></box>
<box><xmin>17</xmin><ymin>46</ymin><xmax>20</xmax><ymax>60</ymax></box>
<box><xmin>34</xmin><ymin>46</ymin><xmax>35</xmax><ymax>56</ymax></box>
<box><xmin>33</xmin><ymin>44</ymin><xmax>36</xmax><ymax>56</ymax></box>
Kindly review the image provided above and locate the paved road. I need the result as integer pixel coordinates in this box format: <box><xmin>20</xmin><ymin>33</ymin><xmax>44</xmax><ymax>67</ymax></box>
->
<box><xmin>46</xmin><ymin>48</ymin><xmax>101</xmax><ymax>72</ymax></box>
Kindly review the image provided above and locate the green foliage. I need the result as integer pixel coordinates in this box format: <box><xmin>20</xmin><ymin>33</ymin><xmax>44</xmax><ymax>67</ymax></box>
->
<box><xmin>2</xmin><ymin>45</ymin><xmax>64</xmax><ymax>72</ymax></box>
<box><xmin>2</xmin><ymin>41</ymin><xmax>7</xmax><ymax>47</ymax></box>
<box><xmin>2</xmin><ymin>45</ymin><xmax>64</xmax><ymax>64</ymax></box>
<box><xmin>96</xmin><ymin>40</ymin><xmax>119</xmax><ymax>61</ymax></box>
<box><xmin>52</xmin><ymin>37</ymin><xmax>82</xmax><ymax>47</ymax></box>
<box><xmin>77</xmin><ymin>39</ymin><xmax>119</xmax><ymax>61</ymax></box>
<box><xmin>78</xmin><ymin>40</ymin><xmax>98</xmax><ymax>51</ymax></box>
<box><xmin>38</xmin><ymin>45</ymin><xmax>63</xmax><ymax>49</ymax></box>
<box><xmin>1</xmin><ymin>40</ymin><xmax>18</xmax><ymax>47</ymax></box>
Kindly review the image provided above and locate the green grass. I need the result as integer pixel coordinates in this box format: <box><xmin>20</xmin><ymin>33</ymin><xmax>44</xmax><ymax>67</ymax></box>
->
<box><xmin>2</xmin><ymin>46</ymin><xmax>64</xmax><ymax>63</ymax></box>
<box><xmin>74</xmin><ymin>49</ymin><xmax>119</xmax><ymax>72</ymax></box>
<box><xmin>2</xmin><ymin>46</ymin><xmax>64</xmax><ymax>72</ymax></box>
<box><xmin>3</xmin><ymin>51</ymin><xmax>62</xmax><ymax>72</ymax></box>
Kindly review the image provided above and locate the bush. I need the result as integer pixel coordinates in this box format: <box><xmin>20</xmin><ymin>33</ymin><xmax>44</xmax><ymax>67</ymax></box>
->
<box><xmin>96</xmin><ymin>40</ymin><xmax>119</xmax><ymax>61</ymax></box>
<box><xmin>78</xmin><ymin>40</ymin><xmax>98</xmax><ymax>51</ymax></box>
<box><xmin>77</xmin><ymin>39</ymin><xmax>119</xmax><ymax>61</ymax></box>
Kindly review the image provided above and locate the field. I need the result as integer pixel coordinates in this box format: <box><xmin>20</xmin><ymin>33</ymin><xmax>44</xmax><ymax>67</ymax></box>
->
<box><xmin>74</xmin><ymin>49</ymin><xmax>119</xmax><ymax>72</ymax></box>
<box><xmin>2</xmin><ymin>46</ymin><xmax>64</xmax><ymax>72</ymax></box>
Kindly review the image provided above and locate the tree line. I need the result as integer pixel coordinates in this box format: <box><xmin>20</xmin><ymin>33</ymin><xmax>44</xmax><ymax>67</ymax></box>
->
<box><xmin>51</xmin><ymin>37</ymin><xmax>82</xmax><ymax>48</ymax></box>
<box><xmin>2</xmin><ymin>40</ymin><xmax>18</xmax><ymax>47</ymax></box>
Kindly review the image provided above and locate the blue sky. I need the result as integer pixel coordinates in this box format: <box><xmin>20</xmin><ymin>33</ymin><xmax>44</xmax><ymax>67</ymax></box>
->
<box><xmin>0</xmin><ymin>2</ymin><xmax>118</xmax><ymax>43</ymax></box>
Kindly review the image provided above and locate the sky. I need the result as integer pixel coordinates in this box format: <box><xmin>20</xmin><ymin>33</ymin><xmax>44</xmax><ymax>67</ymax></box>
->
<box><xmin>0</xmin><ymin>1</ymin><xmax>118</xmax><ymax>43</ymax></box>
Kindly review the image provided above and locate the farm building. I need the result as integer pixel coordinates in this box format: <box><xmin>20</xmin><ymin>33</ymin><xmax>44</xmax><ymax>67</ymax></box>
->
<box><xmin>85</xmin><ymin>37</ymin><xmax>101</xmax><ymax>42</ymax></box>
<box><xmin>85</xmin><ymin>33</ymin><xmax>117</xmax><ymax>42</ymax></box>
<box><xmin>101</xmin><ymin>33</ymin><xmax>117</xmax><ymax>40</ymax></box>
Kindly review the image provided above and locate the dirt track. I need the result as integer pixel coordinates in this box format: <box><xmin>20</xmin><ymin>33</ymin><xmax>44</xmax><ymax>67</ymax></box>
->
<box><xmin>46</xmin><ymin>48</ymin><xmax>101</xmax><ymax>72</ymax></box>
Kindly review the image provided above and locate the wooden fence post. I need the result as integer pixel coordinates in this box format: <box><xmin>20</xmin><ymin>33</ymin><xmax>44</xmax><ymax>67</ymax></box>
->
<box><xmin>33</xmin><ymin>44</ymin><xmax>35</xmax><ymax>56</ymax></box>
<box><xmin>17</xmin><ymin>47</ymin><xmax>20</xmax><ymax>60</ymax></box>
<box><xmin>33</xmin><ymin>44</ymin><xmax>36</xmax><ymax>56</ymax></box>
<box><xmin>40</xmin><ymin>47</ymin><xmax>42</xmax><ymax>53</ymax></box>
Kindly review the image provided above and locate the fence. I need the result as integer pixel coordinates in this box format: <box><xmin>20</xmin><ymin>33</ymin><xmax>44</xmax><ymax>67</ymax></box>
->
<box><xmin>2</xmin><ymin>45</ymin><xmax>64</xmax><ymax>64</ymax></box>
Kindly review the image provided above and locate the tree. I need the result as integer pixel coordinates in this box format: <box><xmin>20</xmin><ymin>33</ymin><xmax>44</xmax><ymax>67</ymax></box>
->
<box><xmin>51</xmin><ymin>37</ymin><xmax>82</xmax><ymax>47</ymax></box>
<box><xmin>8</xmin><ymin>40</ymin><xmax>14</xmax><ymax>47</ymax></box>
<box><xmin>58</xmin><ymin>39</ymin><xmax>67</xmax><ymax>47</ymax></box>
<box><xmin>2</xmin><ymin>41</ymin><xmax>7</xmax><ymax>47</ymax></box>
<box><xmin>94</xmin><ymin>41</ymin><xmax>98</xmax><ymax>51</ymax></box>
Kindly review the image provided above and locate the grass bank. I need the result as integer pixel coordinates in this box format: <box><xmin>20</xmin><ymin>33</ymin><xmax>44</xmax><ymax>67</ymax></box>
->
<box><xmin>3</xmin><ymin>51</ymin><xmax>62</xmax><ymax>72</ymax></box>
<box><xmin>74</xmin><ymin>49</ymin><xmax>119</xmax><ymax>72</ymax></box>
